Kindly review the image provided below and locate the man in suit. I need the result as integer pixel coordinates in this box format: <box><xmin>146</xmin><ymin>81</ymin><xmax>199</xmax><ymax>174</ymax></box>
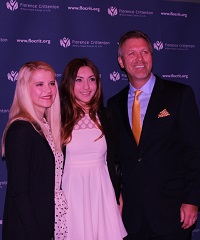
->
<box><xmin>107</xmin><ymin>30</ymin><xmax>200</xmax><ymax>240</ymax></box>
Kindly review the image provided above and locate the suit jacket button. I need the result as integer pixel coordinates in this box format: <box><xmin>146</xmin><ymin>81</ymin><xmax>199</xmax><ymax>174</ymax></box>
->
<box><xmin>138</xmin><ymin>158</ymin><xmax>142</xmax><ymax>162</ymax></box>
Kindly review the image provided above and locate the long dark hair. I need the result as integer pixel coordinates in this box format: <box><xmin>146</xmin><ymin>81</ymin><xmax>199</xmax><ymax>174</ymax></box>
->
<box><xmin>59</xmin><ymin>58</ymin><xmax>103</xmax><ymax>145</ymax></box>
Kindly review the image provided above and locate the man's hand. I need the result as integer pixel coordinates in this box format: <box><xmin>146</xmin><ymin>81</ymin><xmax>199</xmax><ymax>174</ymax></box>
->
<box><xmin>180</xmin><ymin>203</ymin><xmax>198</xmax><ymax>229</ymax></box>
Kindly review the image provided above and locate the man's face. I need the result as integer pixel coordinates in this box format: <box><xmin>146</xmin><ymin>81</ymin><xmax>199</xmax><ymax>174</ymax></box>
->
<box><xmin>118</xmin><ymin>38</ymin><xmax>152</xmax><ymax>87</ymax></box>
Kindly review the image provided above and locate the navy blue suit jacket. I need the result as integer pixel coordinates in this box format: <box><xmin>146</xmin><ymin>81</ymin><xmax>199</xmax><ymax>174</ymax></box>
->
<box><xmin>107</xmin><ymin>77</ymin><xmax>200</xmax><ymax>235</ymax></box>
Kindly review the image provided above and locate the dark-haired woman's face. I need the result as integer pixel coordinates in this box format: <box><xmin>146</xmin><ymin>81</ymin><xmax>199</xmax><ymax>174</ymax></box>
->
<box><xmin>74</xmin><ymin>66</ymin><xmax>97</xmax><ymax>111</ymax></box>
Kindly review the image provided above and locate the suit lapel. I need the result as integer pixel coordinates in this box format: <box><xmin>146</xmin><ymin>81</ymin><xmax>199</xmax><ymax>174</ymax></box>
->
<box><xmin>112</xmin><ymin>78</ymin><xmax>166</xmax><ymax>149</ymax></box>
<box><xmin>139</xmin><ymin>77</ymin><xmax>165</xmax><ymax>152</ymax></box>
<box><xmin>119</xmin><ymin>87</ymin><xmax>136</xmax><ymax>144</ymax></box>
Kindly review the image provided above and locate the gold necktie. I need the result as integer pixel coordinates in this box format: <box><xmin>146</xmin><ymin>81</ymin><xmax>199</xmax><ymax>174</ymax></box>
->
<box><xmin>132</xmin><ymin>90</ymin><xmax>142</xmax><ymax>145</ymax></box>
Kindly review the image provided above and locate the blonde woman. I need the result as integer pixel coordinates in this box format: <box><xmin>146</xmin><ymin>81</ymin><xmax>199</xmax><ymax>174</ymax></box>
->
<box><xmin>2</xmin><ymin>61</ymin><xmax>67</xmax><ymax>240</ymax></box>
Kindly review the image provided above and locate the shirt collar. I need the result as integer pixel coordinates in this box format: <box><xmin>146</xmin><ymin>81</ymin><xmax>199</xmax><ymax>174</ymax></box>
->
<box><xmin>128</xmin><ymin>73</ymin><xmax>156</xmax><ymax>96</ymax></box>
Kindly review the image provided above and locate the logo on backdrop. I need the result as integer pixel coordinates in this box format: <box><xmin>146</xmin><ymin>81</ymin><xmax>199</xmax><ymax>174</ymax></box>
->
<box><xmin>154</xmin><ymin>41</ymin><xmax>164</xmax><ymax>51</ymax></box>
<box><xmin>153</xmin><ymin>40</ymin><xmax>195</xmax><ymax>51</ymax></box>
<box><xmin>55</xmin><ymin>73</ymin><xmax>62</xmax><ymax>79</ymax></box>
<box><xmin>6</xmin><ymin>0</ymin><xmax>18</xmax><ymax>11</ymax></box>
<box><xmin>110</xmin><ymin>71</ymin><xmax>128</xmax><ymax>82</ymax></box>
<box><xmin>60</xmin><ymin>37</ymin><xmax>110</xmax><ymax>49</ymax></box>
<box><xmin>107</xmin><ymin>6</ymin><xmax>153</xmax><ymax>18</ymax></box>
<box><xmin>60</xmin><ymin>37</ymin><xmax>71</xmax><ymax>48</ymax></box>
<box><xmin>7</xmin><ymin>71</ymin><xmax>18</xmax><ymax>82</ymax></box>
<box><xmin>0</xmin><ymin>181</ymin><xmax>7</xmax><ymax>189</ymax></box>
<box><xmin>110</xmin><ymin>71</ymin><xmax>120</xmax><ymax>82</ymax></box>
<box><xmin>108</xmin><ymin>6</ymin><xmax>118</xmax><ymax>17</ymax></box>
<box><xmin>6</xmin><ymin>0</ymin><xmax>59</xmax><ymax>12</ymax></box>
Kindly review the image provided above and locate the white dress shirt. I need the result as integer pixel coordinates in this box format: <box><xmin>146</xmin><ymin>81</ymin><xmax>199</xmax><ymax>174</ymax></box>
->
<box><xmin>128</xmin><ymin>73</ymin><xmax>156</xmax><ymax>128</ymax></box>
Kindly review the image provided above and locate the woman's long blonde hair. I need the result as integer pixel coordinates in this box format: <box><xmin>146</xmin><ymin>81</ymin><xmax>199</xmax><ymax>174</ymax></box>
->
<box><xmin>2</xmin><ymin>61</ymin><xmax>62</xmax><ymax>156</ymax></box>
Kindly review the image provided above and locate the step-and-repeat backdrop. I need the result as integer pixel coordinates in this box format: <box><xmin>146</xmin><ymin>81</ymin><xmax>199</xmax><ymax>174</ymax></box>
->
<box><xmin>0</xmin><ymin>0</ymin><xmax>200</xmax><ymax>239</ymax></box>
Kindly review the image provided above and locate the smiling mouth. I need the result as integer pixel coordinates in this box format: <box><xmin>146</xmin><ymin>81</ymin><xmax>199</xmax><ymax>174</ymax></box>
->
<box><xmin>134</xmin><ymin>65</ymin><xmax>145</xmax><ymax>69</ymax></box>
<box><xmin>81</xmin><ymin>92</ymin><xmax>91</xmax><ymax>95</ymax></box>
<box><xmin>42</xmin><ymin>95</ymin><xmax>52</xmax><ymax>99</ymax></box>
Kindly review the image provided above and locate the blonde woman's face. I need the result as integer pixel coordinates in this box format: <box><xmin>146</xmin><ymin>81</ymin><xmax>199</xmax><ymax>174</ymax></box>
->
<box><xmin>29</xmin><ymin>69</ymin><xmax>57</xmax><ymax>117</ymax></box>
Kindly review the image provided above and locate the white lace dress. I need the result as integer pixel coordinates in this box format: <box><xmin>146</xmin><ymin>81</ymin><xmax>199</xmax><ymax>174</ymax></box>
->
<box><xmin>62</xmin><ymin>114</ymin><xmax>127</xmax><ymax>240</ymax></box>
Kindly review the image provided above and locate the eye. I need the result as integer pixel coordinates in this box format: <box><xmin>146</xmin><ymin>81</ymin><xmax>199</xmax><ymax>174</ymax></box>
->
<box><xmin>142</xmin><ymin>50</ymin><xmax>150</xmax><ymax>55</ymax></box>
<box><xmin>36</xmin><ymin>83</ymin><xmax>43</xmax><ymax>87</ymax></box>
<box><xmin>50</xmin><ymin>81</ymin><xmax>56</xmax><ymax>86</ymax></box>
<box><xmin>89</xmin><ymin>77</ymin><xmax>96</xmax><ymax>82</ymax></box>
<box><xmin>75</xmin><ymin>78</ymin><xmax>82</xmax><ymax>82</ymax></box>
<box><xmin>128</xmin><ymin>51</ymin><xmax>136</xmax><ymax>57</ymax></box>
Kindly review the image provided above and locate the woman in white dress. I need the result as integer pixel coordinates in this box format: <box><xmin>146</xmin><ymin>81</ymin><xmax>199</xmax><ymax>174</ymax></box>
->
<box><xmin>59</xmin><ymin>58</ymin><xmax>127</xmax><ymax>240</ymax></box>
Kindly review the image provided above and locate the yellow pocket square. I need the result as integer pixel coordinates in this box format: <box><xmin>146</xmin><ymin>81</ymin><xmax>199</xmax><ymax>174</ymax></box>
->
<box><xmin>158</xmin><ymin>109</ymin><xmax>170</xmax><ymax>118</ymax></box>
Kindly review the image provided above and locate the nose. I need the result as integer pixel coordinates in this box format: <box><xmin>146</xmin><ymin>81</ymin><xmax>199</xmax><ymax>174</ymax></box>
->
<box><xmin>44</xmin><ymin>85</ymin><xmax>52</xmax><ymax>93</ymax></box>
<box><xmin>136</xmin><ymin>52</ymin><xmax>143</xmax><ymax>60</ymax></box>
<box><xmin>83</xmin><ymin>80</ymin><xmax>89</xmax><ymax>89</ymax></box>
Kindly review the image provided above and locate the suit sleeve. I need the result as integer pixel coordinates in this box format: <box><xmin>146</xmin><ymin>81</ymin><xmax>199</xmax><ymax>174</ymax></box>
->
<box><xmin>179</xmin><ymin>86</ymin><xmax>200</xmax><ymax>205</ymax></box>
<box><xmin>105</xmin><ymin>106</ymin><xmax>122</xmax><ymax>203</ymax></box>
<box><xmin>5</xmin><ymin>121</ymin><xmax>43</xmax><ymax>240</ymax></box>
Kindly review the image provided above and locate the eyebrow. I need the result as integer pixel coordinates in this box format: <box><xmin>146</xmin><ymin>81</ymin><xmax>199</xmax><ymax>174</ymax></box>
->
<box><xmin>34</xmin><ymin>81</ymin><xmax>43</xmax><ymax>84</ymax></box>
<box><xmin>128</xmin><ymin>47</ymin><xmax>149</xmax><ymax>51</ymax></box>
<box><xmin>76</xmin><ymin>75</ymin><xmax>95</xmax><ymax>78</ymax></box>
<box><xmin>34</xmin><ymin>79</ymin><xmax>55</xmax><ymax>83</ymax></box>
